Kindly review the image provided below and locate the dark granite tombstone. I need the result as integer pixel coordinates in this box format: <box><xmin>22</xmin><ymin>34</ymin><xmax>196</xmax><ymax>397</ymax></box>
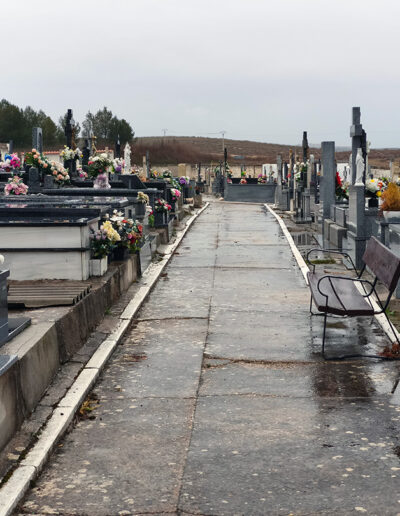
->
<box><xmin>302</xmin><ymin>131</ymin><xmax>309</xmax><ymax>163</ymax></box>
<box><xmin>119</xmin><ymin>174</ymin><xmax>146</xmax><ymax>189</ymax></box>
<box><xmin>28</xmin><ymin>167</ymin><xmax>41</xmax><ymax>192</ymax></box>
<box><xmin>32</xmin><ymin>127</ymin><xmax>43</xmax><ymax>154</ymax></box>
<box><xmin>82</xmin><ymin>139</ymin><xmax>90</xmax><ymax>169</ymax></box>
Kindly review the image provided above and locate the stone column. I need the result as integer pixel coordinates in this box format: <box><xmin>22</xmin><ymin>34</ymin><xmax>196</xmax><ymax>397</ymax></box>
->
<box><xmin>321</xmin><ymin>141</ymin><xmax>336</xmax><ymax>220</ymax></box>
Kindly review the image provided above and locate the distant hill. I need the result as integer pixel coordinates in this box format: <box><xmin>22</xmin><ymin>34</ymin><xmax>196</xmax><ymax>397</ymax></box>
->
<box><xmin>134</xmin><ymin>136</ymin><xmax>400</xmax><ymax>168</ymax></box>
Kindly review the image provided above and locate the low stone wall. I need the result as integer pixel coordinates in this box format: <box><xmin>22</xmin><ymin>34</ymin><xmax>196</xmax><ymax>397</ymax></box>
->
<box><xmin>0</xmin><ymin>226</ymin><xmax>169</xmax><ymax>452</ymax></box>
<box><xmin>224</xmin><ymin>183</ymin><xmax>277</xmax><ymax>203</ymax></box>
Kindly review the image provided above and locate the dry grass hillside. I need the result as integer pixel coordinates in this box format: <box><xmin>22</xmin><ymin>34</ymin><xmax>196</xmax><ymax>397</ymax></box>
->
<box><xmin>134</xmin><ymin>136</ymin><xmax>400</xmax><ymax>168</ymax></box>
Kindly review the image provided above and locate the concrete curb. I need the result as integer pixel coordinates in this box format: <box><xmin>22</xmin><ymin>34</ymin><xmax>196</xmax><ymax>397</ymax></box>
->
<box><xmin>264</xmin><ymin>204</ymin><xmax>310</xmax><ymax>285</ymax></box>
<box><xmin>0</xmin><ymin>203</ymin><xmax>209</xmax><ymax>516</ymax></box>
<box><xmin>265</xmin><ymin>204</ymin><xmax>400</xmax><ymax>346</ymax></box>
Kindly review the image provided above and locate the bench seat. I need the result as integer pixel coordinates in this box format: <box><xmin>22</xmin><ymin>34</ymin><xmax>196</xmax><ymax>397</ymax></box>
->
<box><xmin>307</xmin><ymin>272</ymin><xmax>375</xmax><ymax>317</ymax></box>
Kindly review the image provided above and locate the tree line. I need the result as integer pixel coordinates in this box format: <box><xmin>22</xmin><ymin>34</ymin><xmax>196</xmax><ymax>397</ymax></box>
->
<box><xmin>0</xmin><ymin>100</ymin><xmax>134</xmax><ymax>150</ymax></box>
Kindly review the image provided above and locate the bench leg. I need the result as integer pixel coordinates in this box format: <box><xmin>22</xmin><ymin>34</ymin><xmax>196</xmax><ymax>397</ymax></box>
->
<box><xmin>321</xmin><ymin>312</ymin><xmax>328</xmax><ymax>358</ymax></box>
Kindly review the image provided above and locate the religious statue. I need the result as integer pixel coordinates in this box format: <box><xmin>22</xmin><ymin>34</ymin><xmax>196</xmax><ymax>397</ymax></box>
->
<box><xmin>348</xmin><ymin>153</ymin><xmax>352</xmax><ymax>184</ymax></box>
<box><xmin>355</xmin><ymin>148</ymin><xmax>365</xmax><ymax>185</ymax></box>
<box><xmin>124</xmin><ymin>143</ymin><xmax>131</xmax><ymax>174</ymax></box>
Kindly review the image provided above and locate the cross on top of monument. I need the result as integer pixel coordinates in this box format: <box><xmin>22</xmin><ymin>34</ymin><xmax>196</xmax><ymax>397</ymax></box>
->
<box><xmin>302</xmin><ymin>131</ymin><xmax>309</xmax><ymax>162</ymax></box>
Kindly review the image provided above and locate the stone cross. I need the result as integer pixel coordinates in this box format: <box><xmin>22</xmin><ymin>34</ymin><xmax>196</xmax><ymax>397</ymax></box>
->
<box><xmin>302</xmin><ymin>131</ymin><xmax>309</xmax><ymax>163</ymax></box>
<box><xmin>65</xmin><ymin>109</ymin><xmax>73</xmax><ymax>148</ymax></box>
<box><xmin>350</xmin><ymin>107</ymin><xmax>367</xmax><ymax>184</ymax></box>
<box><xmin>32</xmin><ymin>127</ymin><xmax>43</xmax><ymax>154</ymax></box>
<box><xmin>124</xmin><ymin>143</ymin><xmax>131</xmax><ymax>173</ymax></box>
<box><xmin>321</xmin><ymin>141</ymin><xmax>336</xmax><ymax>220</ymax></box>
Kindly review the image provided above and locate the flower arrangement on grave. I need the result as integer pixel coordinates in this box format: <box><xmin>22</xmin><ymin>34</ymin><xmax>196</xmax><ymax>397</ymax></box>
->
<box><xmin>257</xmin><ymin>173</ymin><xmax>267</xmax><ymax>184</ymax></box>
<box><xmin>335</xmin><ymin>171</ymin><xmax>349</xmax><ymax>200</ymax></box>
<box><xmin>90</xmin><ymin>226</ymin><xmax>117</xmax><ymax>259</ymax></box>
<box><xmin>112</xmin><ymin>158</ymin><xmax>125</xmax><ymax>173</ymax></box>
<box><xmin>179</xmin><ymin>176</ymin><xmax>190</xmax><ymax>186</ymax></box>
<box><xmin>380</xmin><ymin>183</ymin><xmax>400</xmax><ymax>212</ymax></box>
<box><xmin>24</xmin><ymin>149</ymin><xmax>49</xmax><ymax>171</ymax></box>
<box><xmin>148</xmin><ymin>209</ymin><xmax>155</xmax><ymax>227</ymax></box>
<box><xmin>60</xmin><ymin>146</ymin><xmax>82</xmax><ymax>161</ymax></box>
<box><xmin>105</xmin><ymin>211</ymin><xmax>143</xmax><ymax>252</ymax></box>
<box><xmin>162</xmin><ymin>170</ymin><xmax>172</xmax><ymax>180</ymax></box>
<box><xmin>171</xmin><ymin>177</ymin><xmax>182</xmax><ymax>191</ymax></box>
<box><xmin>4</xmin><ymin>175</ymin><xmax>28</xmax><ymax>195</ymax></box>
<box><xmin>87</xmin><ymin>153</ymin><xmax>112</xmax><ymax>178</ymax></box>
<box><xmin>241</xmin><ymin>170</ymin><xmax>246</xmax><ymax>177</ymax></box>
<box><xmin>365</xmin><ymin>178</ymin><xmax>385</xmax><ymax>198</ymax></box>
<box><xmin>294</xmin><ymin>161</ymin><xmax>308</xmax><ymax>182</ymax></box>
<box><xmin>52</xmin><ymin>163</ymin><xmax>70</xmax><ymax>186</ymax></box>
<box><xmin>150</xmin><ymin>169</ymin><xmax>159</xmax><ymax>179</ymax></box>
<box><xmin>77</xmin><ymin>167</ymin><xmax>88</xmax><ymax>180</ymax></box>
<box><xmin>154</xmin><ymin>198</ymin><xmax>172</xmax><ymax>212</ymax></box>
<box><xmin>0</xmin><ymin>153</ymin><xmax>21</xmax><ymax>171</ymax></box>
<box><xmin>137</xmin><ymin>191</ymin><xmax>149</xmax><ymax>204</ymax></box>
<box><xmin>227</xmin><ymin>178</ymin><xmax>232</xmax><ymax>184</ymax></box>
<box><xmin>170</xmin><ymin>188</ymin><xmax>181</xmax><ymax>201</ymax></box>
<box><xmin>240</xmin><ymin>178</ymin><xmax>247</xmax><ymax>184</ymax></box>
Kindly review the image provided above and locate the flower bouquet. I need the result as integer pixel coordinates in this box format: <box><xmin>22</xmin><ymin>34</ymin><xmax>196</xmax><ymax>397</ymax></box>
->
<box><xmin>60</xmin><ymin>146</ymin><xmax>82</xmax><ymax>161</ymax></box>
<box><xmin>365</xmin><ymin>178</ymin><xmax>385</xmax><ymax>207</ymax></box>
<box><xmin>153</xmin><ymin>198</ymin><xmax>171</xmax><ymax>226</ymax></box>
<box><xmin>88</xmin><ymin>154</ymin><xmax>112</xmax><ymax>178</ymax></box>
<box><xmin>178</xmin><ymin>176</ymin><xmax>190</xmax><ymax>186</ymax></box>
<box><xmin>1</xmin><ymin>153</ymin><xmax>21</xmax><ymax>172</ymax></box>
<box><xmin>335</xmin><ymin>172</ymin><xmax>348</xmax><ymax>201</ymax></box>
<box><xmin>240</xmin><ymin>178</ymin><xmax>247</xmax><ymax>184</ymax></box>
<box><xmin>162</xmin><ymin>170</ymin><xmax>172</xmax><ymax>181</ymax></box>
<box><xmin>137</xmin><ymin>191</ymin><xmax>149</xmax><ymax>204</ymax></box>
<box><xmin>112</xmin><ymin>158</ymin><xmax>125</xmax><ymax>174</ymax></box>
<box><xmin>241</xmin><ymin>170</ymin><xmax>246</xmax><ymax>178</ymax></box>
<box><xmin>90</xmin><ymin>226</ymin><xmax>117</xmax><ymax>259</ymax></box>
<box><xmin>24</xmin><ymin>149</ymin><xmax>50</xmax><ymax>172</ymax></box>
<box><xmin>150</xmin><ymin>170</ymin><xmax>159</xmax><ymax>179</ymax></box>
<box><xmin>105</xmin><ymin>211</ymin><xmax>144</xmax><ymax>254</ymax></box>
<box><xmin>257</xmin><ymin>173</ymin><xmax>266</xmax><ymax>184</ymax></box>
<box><xmin>170</xmin><ymin>188</ymin><xmax>181</xmax><ymax>202</ymax></box>
<box><xmin>4</xmin><ymin>175</ymin><xmax>28</xmax><ymax>195</ymax></box>
<box><xmin>77</xmin><ymin>168</ymin><xmax>88</xmax><ymax>180</ymax></box>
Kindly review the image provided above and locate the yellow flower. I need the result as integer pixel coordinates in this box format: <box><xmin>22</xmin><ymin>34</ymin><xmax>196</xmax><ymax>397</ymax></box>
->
<box><xmin>377</xmin><ymin>191</ymin><xmax>382</xmax><ymax>197</ymax></box>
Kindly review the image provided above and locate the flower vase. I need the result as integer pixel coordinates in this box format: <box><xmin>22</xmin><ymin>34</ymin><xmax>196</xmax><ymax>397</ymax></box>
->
<box><xmin>135</xmin><ymin>202</ymin><xmax>146</xmax><ymax>218</ymax></box>
<box><xmin>89</xmin><ymin>256</ymin><xmax>108</xmax><ymax>276</ymax></box>
<box><xmin>94</xmin><ymin>173</ymin><xmax>111</xmax><ymax>189</ymax></box>
<box><xmin>368</xmin><ymin>197</ymin><xmax>378</xmax><ymax>208</ymax></box>
<box><xmin>154</xmin><ymin>211</ymin><xmax>167</xmax><ymax>227</ymax></box>
<box><xmin>111</xmin><ymin>246</ymin><xmax>129</xmax><ymax>261</ymax></box>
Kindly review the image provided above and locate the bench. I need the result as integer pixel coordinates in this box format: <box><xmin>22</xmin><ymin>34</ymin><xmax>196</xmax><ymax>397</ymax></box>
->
<box><xmin>307</xmin><ymin>237</ymin><xmax>400</xmax><ymax>359</ymax></box>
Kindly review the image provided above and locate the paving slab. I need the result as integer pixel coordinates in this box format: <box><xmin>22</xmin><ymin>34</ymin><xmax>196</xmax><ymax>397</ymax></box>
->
<box><xmin>21</xmin><ymin>398</ymin><xmax>195</xmax><ymax>516</ymax></box>
<box><xmin>179</xmin><ymin>395</ymin><xmax>400</xmax><ymax>515</ymax></box>
<box><xmin>200</xmin><ymin>360</ymin><xmax>400</xmax><ymax>398</ymax></box>
<box><xmin>96</xmin><ymin>318</ymin><xmax>208</xmax><ymax>398</ymax></box>
<box><xmin>216</xmin><ymin>243</ymin><xmax>294</xmax><ymax>268</ymax></box>
<box><xmin>206</xmin><ymin>308</ymin><xmax>313</xmax><ymax>361</ymax></box>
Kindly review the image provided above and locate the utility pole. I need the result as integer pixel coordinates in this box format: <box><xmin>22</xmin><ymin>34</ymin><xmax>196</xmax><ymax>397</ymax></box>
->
<box><xmin>162</xmin><ymin>128</ymin><xmax>167</xmax><ymax>137</ymax></box>
<box><xmin>221</xmin><ymin>130</ymin><xmax>226</xmax><ymax>153</ymax></box>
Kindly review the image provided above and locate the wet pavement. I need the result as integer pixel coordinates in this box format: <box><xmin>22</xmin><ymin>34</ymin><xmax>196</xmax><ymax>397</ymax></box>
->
<box><xmin>18</xmin><ymin>201</ymin><xmax>400</xmax><ymax>515</ymax></box>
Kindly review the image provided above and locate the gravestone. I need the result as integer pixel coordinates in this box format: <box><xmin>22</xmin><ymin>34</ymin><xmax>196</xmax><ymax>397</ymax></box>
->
<box><xmin>124</xmin><ymin>143</ymin><xmax>131</xmax><ymax>173</ymax></box>
<box><xmin>32</xmin><ymin>127</ymin><xmax>43</xmax><ymax>154</ymax></box>
<box><xmin>321</xmin><ymin>141</ymin><xmax>336</xmax><ymax>220</ymax></box>
<box><xmin>82</xmin><ymin>139</ymin><xmax>90</xmax><ymax>168</ymax></box>
<box><xmin>28</xmin><ymin>166</ymin><xmax>41</xmax><ymax>192</ymax></box>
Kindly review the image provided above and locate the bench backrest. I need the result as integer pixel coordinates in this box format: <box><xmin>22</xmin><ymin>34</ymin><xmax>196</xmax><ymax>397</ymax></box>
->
<box><xmin>363</xmin><ymin>236</ymin><xmax>400</xmax><ymax>292</ymax></box>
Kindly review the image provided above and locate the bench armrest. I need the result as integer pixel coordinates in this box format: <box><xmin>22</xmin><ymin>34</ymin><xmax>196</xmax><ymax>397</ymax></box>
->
<box><xmin>306</xmin><ymin>248</ymin><xmax>356</xmax><ymax>273</ymax></box>
<box><xmin>316</xmin><ymin>274</ymin><xmax>376</xmax><ymax>300</ymax></box>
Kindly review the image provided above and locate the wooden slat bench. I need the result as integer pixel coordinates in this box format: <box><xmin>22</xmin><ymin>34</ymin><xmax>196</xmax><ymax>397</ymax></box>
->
<box><xmin>307</xmin><ymin>237</ymin><xmax>400</xmax><ymax>359</ymax></box>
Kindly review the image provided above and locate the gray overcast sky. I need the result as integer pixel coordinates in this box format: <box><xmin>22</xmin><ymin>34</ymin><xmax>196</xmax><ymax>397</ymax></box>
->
<box><xmin>3</xmin><ymin>0</ymin><xmax>400</xmax><ymax>147</ymax></box>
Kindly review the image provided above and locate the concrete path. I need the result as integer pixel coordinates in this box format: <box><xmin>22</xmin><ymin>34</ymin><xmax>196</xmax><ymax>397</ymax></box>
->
<box><xmin>19</xmin><ymin>202</ymin><xmax>400</xmax><ymax>515</ymax></box>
